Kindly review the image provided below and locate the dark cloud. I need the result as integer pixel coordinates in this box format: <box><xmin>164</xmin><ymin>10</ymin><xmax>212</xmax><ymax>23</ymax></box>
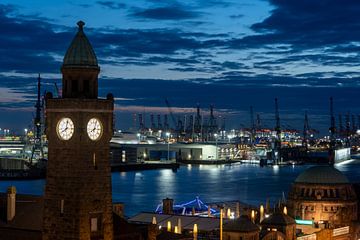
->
<box><xmin>247</xmin><ymin>0</ymin><xmax>360</xmax><ymax>49</ymax></box>
<box><xmin>229</xmin><ymin>14</ymin><xmax>244</xmax><ymax>19</ymax></box>
<box><xmin>96</xmin><ymin>1</ymin><xmax>126</xmax><ymax>9</ymax></box>
<box><xmin>195</xmin><ymin>0</ymin><xmax>233</xmax><ymax>8</ymax></box>
<box><xmin>93</xmin><ymin>28</ymin><xmax>222</xmax><ymax>57</ymax></box>
<box><xmin>148</xmin><ymin>56</ymin><xmax>200</xmax><ymax>66</ymax></box>
<box><xmin>167</xmin><ymin>67</ymin><xmax>198</xmax><ymax>72</ymax></box>
<box><xmin>254</xmin><ymin>54</ymin><xmax>360</xmax><ymax>70</ymax></box>
<box><xmin>0</xmin><ymin>4</ymin><xmax>73</xmax><ymax>73</ymax></box>
<box><xmin>130</xmin><ymin>6</ymin><xmax>201</xmax><ymax>20</ymax></box>
<box><xmin>76</xmin><ymin>4</ymin><xmax>91</xmax><ymax>8</ymax></box>
<box><xmin>220</xmin><ymin>61</ymin><xmax>247</xmax><ymax>70</ymax></box>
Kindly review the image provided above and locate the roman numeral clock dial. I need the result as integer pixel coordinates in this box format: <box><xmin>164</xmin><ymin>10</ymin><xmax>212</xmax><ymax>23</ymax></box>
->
<box><xmin>56</xmin><ymin>117</ymin><xmax>75</xmax><ymax>140</ymax></box>
<box><xmin>87</xmin><ymin>118</ymin><xmax>102</xmax><ymax>141</ymax></box>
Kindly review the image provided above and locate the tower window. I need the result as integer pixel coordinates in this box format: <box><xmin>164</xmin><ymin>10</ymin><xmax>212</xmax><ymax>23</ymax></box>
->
<box><xmin>84</xmin><ymin>80</ymin><xmax>90</xmax><ymax>93</ymax></box>
<box><xmin>72</xmin><ymin>80</ymin><xmax>79</xmax><ymax>93</ymax></box>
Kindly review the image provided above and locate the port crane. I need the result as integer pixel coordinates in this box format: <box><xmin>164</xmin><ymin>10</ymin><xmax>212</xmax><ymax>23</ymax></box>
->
<box><xmin>250</xmin><ymin>106</ymin><xmax>256</xmax><ymax>148</ymax></box>
<box><xmin>329</xmin><ymin>97</ymin><xmax>336</xmax><ymax>164</ymax></box>
<box><xmin>30</xmin><ymin>74</ymin><xmax>44</xmax><ymax>164</ymax></box>
<box><xmin>273</xmin><ymin>98</ymin><xmax>281</xmax><ymax>164</ymax></box>
<box><xmin>303</xmin><ymin>111</ymin><xmax>310</xmax><ymax>149</ymax></box>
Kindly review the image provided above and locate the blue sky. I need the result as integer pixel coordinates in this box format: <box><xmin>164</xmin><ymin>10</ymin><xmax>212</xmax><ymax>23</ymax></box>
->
<box><xmin>1</xmin><ymin>0</ymin><xmax>360</xmax><ymax>134</ymax></box>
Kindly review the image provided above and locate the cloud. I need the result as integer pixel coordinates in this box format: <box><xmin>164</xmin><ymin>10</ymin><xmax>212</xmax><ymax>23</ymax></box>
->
<box><xmin>115</xmin><ymin>105</ymin><xmax>200</xmax><ymax>114</ymax></box>
<box><xmin>0</xmin><ymin>3</ymin><xmax>228</xmax><ymax>76</ymax></box>
<box><xmin>96</xmin><ymin>1</ymin><xmax>126</xmax><ymax>9</ymax></box>
<box><xmin>0</xmin><ymin>87</ymin><xmax>34</xmax><ymax>103</ymax></box>
<box><xmin>229</xmin><ymin>14</ymin><xmax>244</xmax><ymax>19</ymax></box>
<box><xmin>130</xmin><ymin>6</ymin><xmax>201</xmax><ymax>20</ymax></box>
<box><xmin>93</xmin><ymin>28</ymin><xmax>223</xmax><ymax>57</ymax></box>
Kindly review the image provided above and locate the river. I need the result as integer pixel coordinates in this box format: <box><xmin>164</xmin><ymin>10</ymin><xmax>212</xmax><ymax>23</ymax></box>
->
<box><xmin>1</xmin><ymin>161</ymin><xmax>359</xmax><ymax>216</ymax></box>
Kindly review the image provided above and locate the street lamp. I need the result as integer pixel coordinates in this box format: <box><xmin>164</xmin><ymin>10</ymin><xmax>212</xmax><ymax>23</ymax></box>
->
<box><xmin>166</xmin><ymin>132</ymin><xmax>170</xmax><ymax>161</ymax></box>
<box><xmin>136</xmin><ymin>133</ymin><xmax>141</xmax><ymax>143</ymax></box>
<box><xmin>214</xmin><ymin>133</ymin><xmax>218</xmax><ymax>160</ymax></box>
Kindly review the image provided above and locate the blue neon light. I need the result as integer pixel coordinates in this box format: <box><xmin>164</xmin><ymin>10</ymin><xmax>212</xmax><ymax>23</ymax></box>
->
<box><xmin>295</xmin><ymin>219</ymin><xmax>313</xmax><ymax>225</ymax></box>
<box><xmin>155</xmin><ymin>196</ymin><xmax>217</xmax><ymax>215</ymax></box>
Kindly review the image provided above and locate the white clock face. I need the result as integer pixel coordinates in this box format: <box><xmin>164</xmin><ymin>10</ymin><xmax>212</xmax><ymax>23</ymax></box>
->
<box><xmin>87</xmin><ymin>118</ymin><xmax>102</xmax><ymax>141</ymax></box>
<box><xmin>57</xmin><ymin>117</ymin><xmax>74</xmax><ymax>140</ymax></box>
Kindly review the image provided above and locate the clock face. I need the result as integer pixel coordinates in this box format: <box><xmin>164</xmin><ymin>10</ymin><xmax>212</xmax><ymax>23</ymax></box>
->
<box><xmin>57</xmin><ymin>117</ymin><xmax>74</xmax><ymax>140</ymax></box>
<box><xmin>87</xmin><ymin>118</ymin><xmax>102</xmax><ymax>141</ymax></box>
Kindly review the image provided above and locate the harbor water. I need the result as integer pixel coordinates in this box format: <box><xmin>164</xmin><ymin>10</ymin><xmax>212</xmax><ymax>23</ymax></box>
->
<box><xmin>1</xmin><ymin>161</ymin><xmax>359</xmax><ymax>216</ymax></box>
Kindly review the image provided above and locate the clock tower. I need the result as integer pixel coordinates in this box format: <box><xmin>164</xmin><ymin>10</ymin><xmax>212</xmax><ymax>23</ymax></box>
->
<box><xmin>43</xmin><ymin>21</ymin><xmax>114</xmax><ymax>240</ymax></box>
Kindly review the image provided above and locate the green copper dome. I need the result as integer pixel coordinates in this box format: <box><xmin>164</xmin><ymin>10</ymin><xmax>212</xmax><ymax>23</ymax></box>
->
<box><xmin>295</xmin><ymin>166</ymin><xmax>349</xmax><ymax>184</ymax></box>
<box><xmin>63</xmin><ymin>21</ymin><xmax>98</xmax><ymax>68</ymax></box>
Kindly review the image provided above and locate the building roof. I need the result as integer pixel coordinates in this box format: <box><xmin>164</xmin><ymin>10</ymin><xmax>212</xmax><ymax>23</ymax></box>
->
<box><xmin>63</xmin><ymin>21</ymin><xmax>98</xmax><ymax>68</ymax></box>
<box><xmin>129</xmin><ymin>212</ymin><xmax>222</xmax><ymax>232</ymax></box>
<box><xmin>295</xmin><ymin>166</ymin><xmax>349</xmax><ymax>184</ymax></box>
<box><xmin>157</xmin><ymin>231</ymin><xmax>192</xmax><ymax>240</ymax></box>
<box><xmin>223</xmin><ymin>215</ymin><xmax>259</xmax><ymax>233</ymax></box>
<box><xmin>261</xmin><ymin>212</ymin><xmax>295</xmax><ymax>226</ymax></box>
<box><xmin>0</xmin><ymin>193</ymin><xmax>43</xmax><ymax>231</ymax></box>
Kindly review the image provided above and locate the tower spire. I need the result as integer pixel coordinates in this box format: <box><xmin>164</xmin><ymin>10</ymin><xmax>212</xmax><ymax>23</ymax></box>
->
<box><xmin>62</xmin><ymin>21</ymin><xmax>99</xmax><ymax>98</ymax></box>
<box><xmin>77</xmin><ymin>20</ymin><xmax>85</xmax><ymax>31</ymax></box>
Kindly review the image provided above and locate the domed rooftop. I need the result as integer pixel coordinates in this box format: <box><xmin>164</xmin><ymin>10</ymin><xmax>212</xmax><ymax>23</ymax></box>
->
<box><xmin>63</xmin><ymin>21</ymin><xmax>98</xmax><ymax>68</ymax></box>
<box><xmin>295</xmin><ymin>166</ymin><xmax>349</xmax><ymax>184</ymax></box>
<box><xmin>223</xmin><ymin>215</ymin><xmax>259</xmax><ymax>233</ymax></box>
<box><xmin>261</xmin><ymin>212</ymin><xmax>295</xmax><ymax>226</ymax></box>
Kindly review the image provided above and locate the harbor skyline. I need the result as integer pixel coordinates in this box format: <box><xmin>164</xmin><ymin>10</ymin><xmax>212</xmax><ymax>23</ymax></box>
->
<box><xmin>1</xmin><ymin>3</ymin><xmax>360</xmax><ymax>239</ymax></box>
<box><xmin>1</xmin><ymin>1</ymin><xmax>360</xmax><ymax>134</ymax></box>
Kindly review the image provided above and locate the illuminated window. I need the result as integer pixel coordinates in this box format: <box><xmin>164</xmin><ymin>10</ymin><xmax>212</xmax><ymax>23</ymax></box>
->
<box><xmin>90</xmin><ymin>213</ymin><xmax>103</xmax><ymax>239</ymax></box>
<box><xmin>91</xmin><ymin>218</ymin><xmax>98</xmax><ymax>232</ymax></box>
<box><xmin>122</xmin><ymin>150</ymin><xmax>126</xmax><ymax>162</ymax></box>
<box><xmin>60</xmin><ymin>199</ymin><xmax>64</xmax><ymax>215</ymax></box>
<box><xmin>93</xmin><ymin>153</ymin><xmax>97</xmax><ymax>169</ymax></box>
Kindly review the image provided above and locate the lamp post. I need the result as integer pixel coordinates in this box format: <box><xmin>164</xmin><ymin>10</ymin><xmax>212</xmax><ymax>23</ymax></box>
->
<box><xmin>166</xmin><ymin>132</ymin><xmax>170</xmax><ymax>161</ymax></box>
<box><xmin>214</xmin><ymin>133</ymin><xmax>218</xmax><ymax>160</ymax></box>
<box><xmin>220</xmin><ymin>208</ymin><xmax>223</xmax><ymax>240</ymax></box>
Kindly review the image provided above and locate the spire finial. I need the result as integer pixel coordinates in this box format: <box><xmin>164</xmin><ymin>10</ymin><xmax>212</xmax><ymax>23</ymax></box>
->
<box><xmin>77</xmin><ymin>21</ymin><xmax>85</xmax><ymax>31</ymax></box>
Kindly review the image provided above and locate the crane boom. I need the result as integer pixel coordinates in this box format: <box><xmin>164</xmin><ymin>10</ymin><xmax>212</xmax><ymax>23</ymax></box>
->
<box><xmin>165</xmin><ymin>98</ymin><xmax>177</xmax><ymax>128</ymax></box>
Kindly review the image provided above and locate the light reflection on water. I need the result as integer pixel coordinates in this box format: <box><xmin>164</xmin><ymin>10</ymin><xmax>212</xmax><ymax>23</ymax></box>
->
<box><xmin>0</xmin><ymin>162</ymin><xmax>359</xmax><ymax>217</ymax></box>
